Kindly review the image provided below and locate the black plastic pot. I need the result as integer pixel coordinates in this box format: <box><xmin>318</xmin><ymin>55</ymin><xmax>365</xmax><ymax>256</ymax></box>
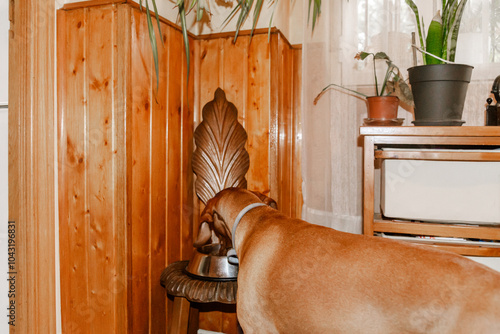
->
<box><xmin>408</xmin><ymin>64</ymin><xmax>473</xmax><ymax>126</ymax></box>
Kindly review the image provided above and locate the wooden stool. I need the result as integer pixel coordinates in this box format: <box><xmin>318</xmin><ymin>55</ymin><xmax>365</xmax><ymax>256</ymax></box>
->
<box><xmin>161</xmin><ymin>261</ymin><xmax>237</xmax><ymax>334</ymax></box>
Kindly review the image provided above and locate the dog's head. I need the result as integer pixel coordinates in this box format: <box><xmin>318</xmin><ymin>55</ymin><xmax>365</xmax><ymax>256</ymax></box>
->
<box><xmin>193</xmin><ymin>188</ymin><xmax>277</xmax><ymax>249</ymax></box>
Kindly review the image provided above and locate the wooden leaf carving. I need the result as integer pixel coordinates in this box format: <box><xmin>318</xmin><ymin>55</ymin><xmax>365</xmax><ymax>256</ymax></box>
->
<box><xmin>193</xmin><ymin>88</ymin><xmax>250</xmax><ymax>204</ymax></box>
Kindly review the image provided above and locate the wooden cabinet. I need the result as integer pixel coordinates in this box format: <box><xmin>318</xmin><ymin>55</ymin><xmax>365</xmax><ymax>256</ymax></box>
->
<box><xmin>361</xmin><ymin>126</ymin><xmax>500</xmax><ymax>257</ymax></box>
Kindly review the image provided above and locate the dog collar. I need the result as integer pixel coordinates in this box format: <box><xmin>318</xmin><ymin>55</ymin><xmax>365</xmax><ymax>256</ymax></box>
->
<box><xmin>227</xmin><ymin>202</ymin><xmax>266</xmax><ymax>265</ymax></box>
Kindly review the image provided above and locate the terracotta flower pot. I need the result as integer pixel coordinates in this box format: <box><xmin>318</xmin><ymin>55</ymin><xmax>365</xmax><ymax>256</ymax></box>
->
<box><xmin>366</xmin><ymin>96</ymin><xmax>399</xmax><ymax>120</ymax></box>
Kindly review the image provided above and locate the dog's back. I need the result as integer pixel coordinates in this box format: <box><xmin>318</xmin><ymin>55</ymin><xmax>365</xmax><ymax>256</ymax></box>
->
<box><xmin>237</xmin><ymin>217</ymin><xmax>500</xmax><ymax>334</ymax></box>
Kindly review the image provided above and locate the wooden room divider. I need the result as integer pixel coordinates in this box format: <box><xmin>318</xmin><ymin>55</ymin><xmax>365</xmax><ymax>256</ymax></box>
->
<box><xmin>56</xmin><ymin>1</ymin><xmax>301</xmax><ymax>332</ymax></box>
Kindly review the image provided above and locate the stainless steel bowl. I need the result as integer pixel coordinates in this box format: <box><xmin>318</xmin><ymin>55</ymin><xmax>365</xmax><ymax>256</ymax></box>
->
<box><xmin>185</xmin><ymin>244</ymin><xmax>238</xmax><ymax>280</ymax></box>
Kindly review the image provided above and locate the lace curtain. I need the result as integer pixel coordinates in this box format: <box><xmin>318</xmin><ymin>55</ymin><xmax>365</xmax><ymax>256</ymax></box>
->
<box><xmin>301</xmin><ymin>0</ymin><xmax>500</xmax><ymax>233</ymax></box>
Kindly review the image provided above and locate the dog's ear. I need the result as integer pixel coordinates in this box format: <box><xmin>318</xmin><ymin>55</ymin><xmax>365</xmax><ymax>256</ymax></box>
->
<box><xmin>193</xmin><ymin>199</ymin><xmax>217</xmax><ymax>248</ymax></box>
<box><xmin>193</xmin><ymin>221</ymin><xmax>212</xmax><ymax>248</ymax></box>
<box><xmin>250</xmin><ymin>191</ymin><xmax>278</xmax><ymax>210</ymax></box>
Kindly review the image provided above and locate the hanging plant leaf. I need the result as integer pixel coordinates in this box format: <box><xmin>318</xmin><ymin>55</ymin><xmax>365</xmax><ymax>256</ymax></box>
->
<box><xmin>143</xmin><ymin>0</ymin><xmax>323</xmax><ymax>101</ymax></box>
<box><xmin>144</xmin><ymin>0</ymin><xmax>160</xmax><ymax>91</ymax></box>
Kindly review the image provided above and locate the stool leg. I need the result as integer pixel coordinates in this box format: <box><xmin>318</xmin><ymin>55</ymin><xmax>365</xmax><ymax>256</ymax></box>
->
<box><xmin>171</xmin><ymin>297</ymin><xmax>190</xmax><ymax>334</ymax></box>
<box><xmin>187</xmin><ymin>304</ymin><xmax>199</xmax><ymax>334</ymax></box>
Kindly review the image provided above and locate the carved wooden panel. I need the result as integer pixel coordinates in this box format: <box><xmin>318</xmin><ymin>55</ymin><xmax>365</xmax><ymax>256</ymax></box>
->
<box><xmin>192</xmin><ymin>88</ymin><xmax>250</xmax><ymax>204</ymax></box>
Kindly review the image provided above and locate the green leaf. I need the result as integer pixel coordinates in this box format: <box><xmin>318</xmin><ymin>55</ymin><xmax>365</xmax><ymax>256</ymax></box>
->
<box><xmin>267</xmin><ymin>10</ymin><xmax>275</xmax><ymax>42</ymax></box>
<box><xmin>234</xmin><ymin>0</ymin><xmax>254</xmax><ymax>42</ymax></box>
<box><xmin>373</xmin><ymin>52</ymin><xmax>390</xmax><ymax>60</ymax></box>
<box><xmin>197</xmin><ymin>1</ymin><xmax>204</xmax><ymax>21</ymax></box>
<box><xmin>307</xmin><ymin>0</ymin><xmax>322</xmax><ymax>30</ymax></box>
<box><xmin>145</xmin><ymin>1</ymin><xmax>160</xmax><ymax>91</ymax></box>
<box><xmin>405</xmin><ymin>0</ymin><xmax>426</xmax><ymax>64</ymax></box>
<box><xmin>425</xmin><ymin>11</ymin><xmax>443</xmax><ymax>64</ymax></box>
<box><xmin>251</xmin><ymin>0</ymin><xmax>264</xmax><ymax>37</ymax></box>
<box><xmin>442</xmin><ymin>0</ymin><xmax>457</xmax><ymax>54</ymax></box>
<box><xmin>444</xmin><ymin>0</ymin><xmax>468</xmax><ymax>62</ymax></box>
<box><xmin>179</xmin><ymin>1</ymin><xmax>191</xmax><ymax>87</ymax></box>
<box><xmin>358</xmin><ymin>51</ymin><xmax>372</xmax><ymax>60</ymax></box>
<box><xmin>151</xmin><ymin>0</ymin><xmax>163</xmax><ymax>45</ymax></box>
<box><xmin>222</xmin><ymin>1</ymin><xmax>242</xmax><ymax>28</ymax></box>
<box><xmin>314</xmin><ymin>83</ymin><xmax>368</xmax><ymax>105</ymax></box>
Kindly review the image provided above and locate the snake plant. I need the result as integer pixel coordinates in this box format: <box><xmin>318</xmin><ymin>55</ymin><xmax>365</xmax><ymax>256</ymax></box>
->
<box><xmin>140</xmin><ymin>0</ymin><xmax>322</xmax><ymax>90</ymax></box>
<box><xmin>405</xmin><ymin>0</ymin><xmax>468</xmax><ymax>64</ymax></box>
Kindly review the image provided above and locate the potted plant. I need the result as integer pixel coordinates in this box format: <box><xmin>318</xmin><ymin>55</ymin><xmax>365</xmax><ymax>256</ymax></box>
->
<box><xmin>405</xmin><ymin>0</ymin><xmax>472</xmax><ymax>126</ymax></box>
<box><xmin>314</xmin><ymin>51</ymin><xmax>413</xmax><ymax>125</ymax></box>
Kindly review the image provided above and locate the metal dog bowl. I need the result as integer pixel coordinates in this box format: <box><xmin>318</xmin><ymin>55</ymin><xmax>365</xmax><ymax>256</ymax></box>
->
<box><xmin>185</xmin><ymin>244</ymin><xmax>238</xmax><ymax>280</ymax></box>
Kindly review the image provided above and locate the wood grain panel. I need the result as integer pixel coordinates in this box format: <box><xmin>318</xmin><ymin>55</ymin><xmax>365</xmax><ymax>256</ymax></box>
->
<box><xmin>278</xmin><ymin>34</ymin><xmax>293</xmax><ymax>217</ymax></box>
<box><xmin>165</xmin><ymin>21</ymin><xmax>185</xmax><ymax>333</ymax></box>
<box><xmin>268</xmin><ymin>32</ymin><xmax>280</xmax><ymax>204</ymax></box>
<box><xmin>9</xmin><ymin>0</ymin><xmax>57</xmax><ymax>333</ymax></box>
<box><xmin>86</xmin><ymin>7</ymin><xmax>118</xmax><ymax>333</ymax></box>
<box><xmin>130</xmin><ymin>8</ymin><xmax>152</xmax><ymax>334</ymax></box>
<box><xmin>57</xmin><ymin>4</ymin><xmax>301</xmax><ymax>333</ymax></box>
<box><xmin>58</xmin><ymin>8</ymin><xmax>91</xmax><ymax>333</ymax></box>
<box><xmin>292</xmin><ymin>46</ymin><xmax>303</xmax><ymax>219</ymax></box>
<box><xmin>58</xmin><ymin>3</ymin><xmax>196</xmax><ymax>333</ymax></box>
<box><xmin>166</xmin><ymin>22</ymin><xmax>183</xmax><ymax>266</ymax></box>
<box><xmin>222</xmin><ymin>36</ymin><xmax>248</xmax><ymax>125</ymax></box>
<box><xmin>58</xmin><ymin>4</ymin><xmax>131</xmax><ymax>333</ymax></box>
<box><xmin>113</xmin><ymin>6</ymin><xmax>130</xmax><ymax>332</ymax></box>
<box><xmin>246</xmin><ymin>33</ymin><xmax>271</xmax><ymax>195</ymax></box>
<box><xmin>198</xmin><ymin>38</ymin><xmax>222</xmax><ymax>111</ymax></box>
<box><xmin>150</xmin><ymin>17</ymin><xmax>168</xmax><ymax>334</ymax></box>
<box><xmin>181</xmin><ymin>28</ymin><xmax>196</xmax><ymax>262</ymax></box>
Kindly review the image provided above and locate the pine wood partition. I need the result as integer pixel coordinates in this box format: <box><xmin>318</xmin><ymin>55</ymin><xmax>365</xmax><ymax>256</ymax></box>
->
<box><xmin>56</xmin><ymin>2</ymin><xmax>301</xmax><ymax>333</ymax></box>
<box><xmin>194</xmin><ymin>31</ymin><xmax>302</xmax><ymax>333</ymax></box>
<box><xmin>57</xmin><ymin>3</ymin><xmax>194</xmax><ymax>333</ymax></box>
<box><xmin>195</xmin><ymin>31</ymin><xmax>302</xmax><ymax>219</ymax></box>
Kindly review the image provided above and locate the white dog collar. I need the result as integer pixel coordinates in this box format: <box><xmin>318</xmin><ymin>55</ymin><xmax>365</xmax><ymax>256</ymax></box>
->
<box><xmin>227</xmin><ymin>202</ymin><xmax>266</xmax><ymax>265</ymax></box>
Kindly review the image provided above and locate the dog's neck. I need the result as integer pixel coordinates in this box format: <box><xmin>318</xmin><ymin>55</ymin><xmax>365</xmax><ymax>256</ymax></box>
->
<box><xmin>215</xmin><ymin>192</ymin><xmax>270</xmax><ymax>254</ymax></box>
<box><xmin>231</xmin><ymin>202</ymin><xmax>267</xmax><ymax>251</ymax></box>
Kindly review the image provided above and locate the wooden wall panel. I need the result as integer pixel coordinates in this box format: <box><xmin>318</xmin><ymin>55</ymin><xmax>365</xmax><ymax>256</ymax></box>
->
<box><xmin>195</xmin><ymin>30</ymin><xmax>301</xmax><ymax>215</ymax></box>
<box><xmin>129</xmin><ymin>7</ymin><xmax>152</xmax><ymax>334</ymax></box>
<box><xmin>9</xmin><ymin>0</ymin><xmax>57</xmax><ymax>332</ymax></box>
<box><xmin>194</xmin><ymin>29</ymin><xmax>302</xmax><ymax>334</ymax></box>
<box><xmin>180</xmin><ymin>39</ymin><xmax>195</xmax><ymax>262</ymax></box>
<box><xmin>87</xmin><ymin>7</ymin><xmax>119</xmax><ymax>333</ymax></box>
<box><xmin>58</xmin><ymin>3</ymin><xmax>195</xmax><ymax>333</ymax></box>
<box><xmin>149</xmin><ymin>12</ymin><xmax>168</xmax><ymax>334</ymax></box>
<box><xmin>58</xmin><ymin>3</ymin><xmax>300</xmax><ymax>333</ymax></box>
<box><xmin>247</xmin><ymin>34</ymin><xmax>272</xmax><ymax>195</ymax></box>
<box><xmin>292</xmin><ymin>47</ymin><xmax>303</xmax><ymax>219</ymax></box>
<box><xmin>58</xmin><ymin>8</ymin><xmax>91</xmax><ymax>333</ymax></box>
<box><xmin>58</xmin><ymin>5</ymin><xmax>131</xmax><ymax>333</ymax></box>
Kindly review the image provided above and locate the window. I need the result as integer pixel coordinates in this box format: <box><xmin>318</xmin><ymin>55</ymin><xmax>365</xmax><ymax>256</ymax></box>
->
<box><xmin>343</xmin><ymin>0</ymin><xmax>500</xmax><ymax>86</ymax></box>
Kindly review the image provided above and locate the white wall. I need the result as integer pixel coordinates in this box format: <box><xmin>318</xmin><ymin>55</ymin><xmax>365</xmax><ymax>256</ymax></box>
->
<box><xmin>1</xmin><ymin>0</ymin><xmax>8</xmax><ymax>333</ymax></box>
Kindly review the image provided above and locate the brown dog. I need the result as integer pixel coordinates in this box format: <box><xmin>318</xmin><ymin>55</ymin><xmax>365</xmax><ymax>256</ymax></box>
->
<box><xmin>196</xmin><ymin>188</ymin><xmax>500</xmax><ymax>334</ymax></box>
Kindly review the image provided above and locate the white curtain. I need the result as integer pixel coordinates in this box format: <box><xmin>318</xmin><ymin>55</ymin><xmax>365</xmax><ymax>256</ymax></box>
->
<box><xmin>301</xmin><ymin>0</ymin><xmax>500</xmax><ymax>234</ymax></box>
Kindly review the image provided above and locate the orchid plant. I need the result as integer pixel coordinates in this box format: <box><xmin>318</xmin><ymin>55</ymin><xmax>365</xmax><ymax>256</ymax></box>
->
<box><xmin>314</xmin><ymin>51</ymin><xmax>413</xmax><ymax>105</ymax></box>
